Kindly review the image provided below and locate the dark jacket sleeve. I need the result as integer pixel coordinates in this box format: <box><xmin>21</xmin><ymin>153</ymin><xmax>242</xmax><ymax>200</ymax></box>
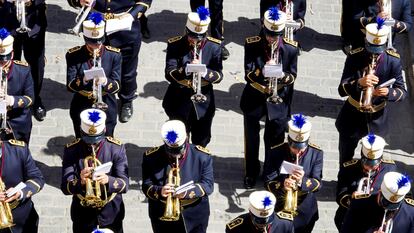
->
<box><xmin>103</xmin><ymin>52</ymin><xmax>121</xmax><ymax>95</ymax></box>
<box><xmin>129</xmin><ymin>0</ymin><xmax>152</xmax><ymax>19</ymax></box>
<box><xmin>165</xmin><ymin>41</ymin><xmax>191</xmax><ymax>85</ymax></box>
<box><xmin>107</xmin><ymin>144</ymin><xmax>129</xmax><ymax>194</ymax></box>
<box><xmin>338</xmin><ymin>55</ymin><xmax>361</xmax><ymax>98</ymax></box>
<box><xmin>386</xmin><ymin>55</ymin><xmax>406</xmax><ymax>102</ymax></box>
<box><xmin>336</xmin><ymin>167</ymin><xmax>353</xmax><ymax>208</ymax></box>
<box><xmin>21</xmin><ymin>146</ymin><xmax>45</xmax><ymax>202</ymax></box>
<box><xmin>244</xmin><ymin>41</ymin><xmax>266</xmax><ymax>85</ymax></box>
<box><xmin>294</xmin><ymin>0</ymin><xmax>306</xmax><ymax>28</ymax></box>
<box><xmin>184</xmin><ymin>155</ymin><xmax>214</xmax><ymax>199</ymax></box>
<box><xmin>67</xmin><ymin>0</ymin><xmax>81</xmax><ymax>8</ymax></box>
<box><xmin>141</xmin><ymin>153</ymin><xmax>163</xmax><ymax>201</ymax></box>
<box><xmin>61</xmin><ymin>147</ymin><xmax>83</xmax><ymax>195</ymax></box>
<box><xmin>300</xmin><ymin>150</ymin><xmax>323</xmax><ymax>193</ymax></box>
<box><xmin>11</xmin><ymin>66</ymin><xmax>34</xmax><ymax>109</ymax></box>
<box><xmin>66</xmin><ymin>52</ymin><xmax>93</xmax><ymax>98</ymax></box>
<box><xmin>394</xmin><ymin>0</ymin><xmax>412</xmax><ymax>33</ymax></box>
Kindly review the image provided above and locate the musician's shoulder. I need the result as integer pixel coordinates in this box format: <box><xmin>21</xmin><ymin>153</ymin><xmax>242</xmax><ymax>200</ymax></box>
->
<box><xmin>13</xmin><ymin>60</ymin><xmax>28</xmax><ymax>67</ymax></box>
<box><xmin>167</xmin><ymin>36</ymin><xmax>183</xmax><ymax>44</ymax></box>
<box><xmin>276</xmin><ymin>211</ymin><xmax>294</xmax><ymax>221</ymax></box>
<box><xmin>309</xmin><ymin>142</ymin><xmax>322</xmax><ymax>151</ymax></box>
<box><xmin>283</xmin><ymin>38</ymin><xmax>298</xmax><ymax>47</ymax></box>
<box><xmin>145</xmin><ymin>146</ymin><xmax>160</xmax><ymax>156</ymax></box>
<box><xmin>8</xmin><ymin>139</ymin><xmax>25</xmax><ymax>147</ymax></box>
<box><xmin>386</xmin><ymin>49</ymin><xmax>400</xmax><ymax>58</ymax></box>
<box><xmin>226</xmin><ymin>217</ymin><xmax>244</xmax><ymax>230</ymax></box>
<box><xmin>343</xmin><ymin>159</ymin><xmax>359</xmax><ymax>167</ymax></box>
<box><xmin>66</xmin><ymin>138</ymin><xmax>81</xmax><ymax>148</ymax></box>
<box><xmin>195</xmin><ymin>145</ymin><xmax>211</xmax><ymax>155</ymax></box>
<box><xmin>349</xmin><ymin>47</ymin><xmax>364</xmax><ymax>55</ymax></box>
<box><xmin>381</xmin><ymin>158</ymin><xmax>395</xmax><ymax>164</ymax></box>
<box><xmin>67</xmin><ymin>46</ymin><xmax>82</xmax><ymax>54</ymax></box>
<box><xmin>405</xmin><ymin>198</ymin><xmax>414</xmax><ymax>207</ymax></box>
<box><xmin>106</xmin><ymin>136</ymin><xmax>122</xmax><ymax>145</ymax></box>
<box><xmin>105</xmin><ymin>45</ymin><xmax>120</xmax><ymax>53</ymax></box>
<box><xmin>245</xmin><ymin>36</ymin><xmax>261</xmax><ymax>44</ymax></box>
<box><xmin>207</xmin><ymin>36</ymin><xmax>222</xmax><ymax>44</ymax></box>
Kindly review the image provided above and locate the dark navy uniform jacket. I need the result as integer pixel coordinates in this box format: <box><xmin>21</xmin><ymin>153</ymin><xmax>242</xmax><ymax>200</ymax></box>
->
<box><xmin>162</xmin><ymin>36</ymin><xmax>223</xmax><ymax>120</ymax></box>
<box><xmin>67</xmin><ymin>0</ymin><xmax>152</xmax><ymax>48</ymax></box>
<box><xmin>260</xmin><ymin>0</ymin><xmax>306</xmax><ymax>28</ymax></box>
<box><xmin>61</xmin><ymin>137</ymin><xmax>129</xmax><ymax>226</ymax></box>
<box><xmin>226</xmin><ymin>212</ymin><xmax>294</xmax><ymax>233</ymax></box>
<box><xmin>240</xmin><ymin>36</ymin><xmax>298</xmax><ymax>122</ymax></box>
<box><xmin>336</xmin><ymin>48</ymin><xmax>406</xmax><ymax>137</ymax></box>
<box><xmin>1</xmin><ymin>139</ymin><xmax>44</xmax><ymax>229</ymax></box>
<box><xmin>0</xmin><ymin>0</ymin><xmax>47</xmax><ymax>37</ymax></box>
<box><xmin>263</xmin><ymin>142</ymin><xmax>323</xmax><ymax>229</ymax></box>
<box><xmin>4</xmin><ymin>60</ymin><xmax>34</xmax><ymax>143</ymax></box>
<box><xmin>142</xmin><ymin>144</ymin><xmax>214</xmax><ymax>232</ymax></box>
<box><xmin>65</xmin><ymin>45</ymin><xmax>121</xmax><ymax>136</ymax></box>
<box><xmin>336</xmin><ymin>159</ymin><xmax>397</xmax><ymax>209</ymax></box>
<box><xmin>341</xmin><ymin>195</ymin><xmax>414</xmax><ymax>233</ymax></box>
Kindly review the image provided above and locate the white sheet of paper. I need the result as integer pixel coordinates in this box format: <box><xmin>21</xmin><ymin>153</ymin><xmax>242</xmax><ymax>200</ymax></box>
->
<box><xmin>93</xmin><ymin>162</ymin><xmax>113</xmax><ymax>180</ymax></box>
<box><xmin>377</xmin><ymin>78</ymin><xmax>396</xmax><ymax>89</ymax></box>
<box><xmin>84</xmin><ymin>67</ymin><xmax>106</xmax><ymax>81</ymax></box>
<box><xmin>6</xmin><ymin>182</ymin><xmax>26</xmax><ymax>197</ymax></box>
<box><xmin>186</xmin><ymin>64</ymin><xmax>207</xmax><ymax>74</ymax></box>
<box><xmin>105</xmin><ymin>16</ymin><xmax>133</xmax><ymax>35</ymax></box>
<box><xmin>175</xmin><ymin>181</ymin><xmax>195</xmax><ymax>195</ymax></box>
<box><xmin>280</xmin><ymin>160</ymin><xmax>303</xmax><ymax>175</ymax></box>
<box><xmin>0</xmin><ymin>100</ymin><xmax>7</xmax><ymax>114</ymax></box>
<box><xmin>264</xmin><ymin>64</ymin><xmax>283</xmax><ymax>78</ymax></box>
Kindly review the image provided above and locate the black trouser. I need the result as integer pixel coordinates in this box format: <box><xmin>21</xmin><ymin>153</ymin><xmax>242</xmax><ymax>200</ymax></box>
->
<box><xmin>338</xmin><ymin>133</ymin><xmax>361</xmax><ymax>167</ymax></box>
<box><xmin>243</xmin><ymin>114</ymin><xmax>285</xmax><ymax>178</ymax></box>
<box><xmin>334</xmin><ymin>206</ymin><xmax>347</xmax><ymax>230</ymax></box>
<box><xmin>13</xmin><ymin>29</ymin><xmax>46</xmax><ymax>105</ymax></box>
<box><xmin>118</xmin><ymin>42</ymin><xmax>141</xmax><ymax>104</ymax></box>
<box><xmin>190</xmin><ymin>0</ymin><xmax>224</xmax><ymax>40</ymax></box>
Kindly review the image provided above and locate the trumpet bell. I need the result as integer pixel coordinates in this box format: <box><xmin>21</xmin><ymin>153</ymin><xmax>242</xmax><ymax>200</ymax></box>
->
<box><xmin>16</xmin><ymin>27</ymin><xmax>31</xmax><ymax>34</ymax></box>
<box><xmin>267</xmin><ymin>95</ymin><xmax>283</xmax><ymax>104</ymax></box>
<box><xmin>93</xmin><ymin>102</ymin><xmax>109</xmax><ymax>111</ymax></box>
<box><xmin>191</xmin><ymin>93</ymin><xmax>207</xmax><ymax>103</ymax></box>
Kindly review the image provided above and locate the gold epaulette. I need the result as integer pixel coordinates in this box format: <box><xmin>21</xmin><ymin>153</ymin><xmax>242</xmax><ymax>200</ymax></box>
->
<box><xmin>349</xmin><ymin>47</ymin><xmax>364</xmax><ymax>55</ymax></box>
<box><xmin>270</xmin><ymin>142</ymin><xmax>286</xmax><ymax>149</ymax></box>
<box><xmin>167</xmin><ymin>36</ymin><xmax>182</xmax><ymax>43</ymax></box>
<box><xmin>381</xmin><ymin>158</ymin><xmax>395</xmax><ymax>164</ymax></box>
<box><xmin>405</xmin><ymin>198</ymin><xmax>414</xmax><ymax>207</ymax></box>
<box><xmin>283</xmin><ymin>38</ymin><xmax>298</xmax><ymax>47</ymax></box>
<box><xmin>207</xmin><ymin>36</ymin><xmax>221</xmax><ymax>44</ymax></box>
<box><xmin>8</xmin><ymin>139</ymin><xmax>25</xmax><ymax>147</ymax></box>
<box><xmin>195</xmin><ymin>145</ymin><xmax>211</xmax><ymax>154</ymax></box>
<box><xmin>246</xmin><ymin>36</ymin><xmax>261</xmax><ymax>44</ymax></box>
<box><xmin>226</xmin><ymin>217</ymin><xmax>243</xmax><ymax>230</ymax></box>
<box><xmin>13</xmin><ymin>60</ymin><xmax>28</xmax><ymax>66</ymax></box>
<box><xmin>105</xmin><ymin>46</ymin><xmax>120</xmax><ymax>53</ymax></box>
<box><xmin>107</xmin><ymin>136</ymin><xmax>121</xmax><ymax>145</ymax></box>
<box><xmin>309</xmin><ymin>143</ymin><xmax>321</xmax><ymax>150</ymax></box>
<box><xmin>66</xmin><ymin>138</ymin><xmax>80</xmax><ymax>148</ymax></box>
<box><xmin>386</xmin><ymin>49</ymin><xmax>400</xmax><ymax>58</ymax></box>
<box><xmin>343</xmin><ymin>159</ymin><xmax>359</xmax><ymax>167</ymax></box>
<box><xmin>67</xmin><ymin>46</ymin><xmax>81</xmax><ymax>54</ymax></box>
<box><xmin>145</xmin><ymin>146</ymin><xmax>160</xmax><ymax>156</ymax></box>
<box><xmin>277</xmin><ymin>211</ymin><xmax>294</xmax><ymax>221</ymax></box>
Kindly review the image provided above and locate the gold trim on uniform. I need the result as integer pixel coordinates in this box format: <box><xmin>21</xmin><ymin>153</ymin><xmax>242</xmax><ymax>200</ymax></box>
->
<box><xmin>270</xmin><ymin>142</ymin><xmax>285</xmax><ymax>149</ymax></box>
<box><xmin>107</xmin><ymin>136</ymin><xmax>122</xmax><ymax>145</ymax></box>
<box><xmin>136</xmin><ymin>2</ymin><xmax>150</xmax><ymax>9</ymax></box>
<box><xmin>309</xmin><ymin>143</ymin><xmax>321</xmax><ymax>150</ymax></box>
<box><xmin>386</xmin><ymin>49</ymin><xmax>400</xmax><ymax>58</ymax></box>
<box><xmin>195</xmin><ymin>183</ymin><xmax>206</xmax><ymax>197</ymax></box>
<box><xmin>405</xmin><ymin>198</ymin><xmax>414</xmax><ymax>206</ymax></box>
<box><xmin>145</xmin><ymin>146</ymin><xmax>160</xmax><ymax>156</ymax></box>
<box><xmin>195</xmin><ymin>145</ymin><xmax>211</xmax><ymax>154</ymax></box>
<box><xmin>23</xmin><ymin>95</ymin><xmax>33</xmax><ymax>107</ymax></box>
<box><xmin>277</xmin><ymin>211</ymin><xmax>294</xmax><ymax>221</ymax></box>
<box><xmin>283</xmin><ymin>38</ymin><xmax>298</xmax><ymax>47</ymax></box>
<box><xmin>246</xmin><ymin>36</ymin><xmax>261</xmax><ymax>44</ymax></box>
<box><xmin>381</xmin><ymin>159</ymin><xmax>395</xmax><ymax>164</ymax></box>
<box><xmin>105</xmin><ymin>46</ymin><xmax>120</xmax><ymax>53</ymax></box>
<box><xmin>66</xmin><ymin>138</ymin><xmax>81</xmax><ymax>148</ymax></box>
<box><xmin>13</xmin><ymin>60</ymin><xmax>28</xmax><ymax>66</ymax></box>
<box><xmin>311</xmin><ymin>179</ymin><xmax>320</xmax><ymax>192</ymax></box>
<box><xmin>343</xmin><ymin>159</ymin><xmax>359</xmax><ymax>167</ymax></box>
<box><xmin>226</xmin><ymin>217</ymin><xmax>243</xmax><ymax>230</ymax></box>
<box><xmin>349</xmin><ymin>47</ymin><xmax>364</xmax><ymax>55</ymax></box>
<box><xmin>8</xmin><ymin>139</ymin><xmax>25</xmax><ymax>147</ymax></box>
<box><xmin>207</xmin><ymin>36</ymin><xmax>221</xmax><ymax>44</ymax></box>
<box><xmin>339</xmin><ymin>194</ymin><xmax>351</xmax><ymax>208</ymax></box>
<box><xmin>27</xmin><ymin>180</ymin><xmax>41</xmax><ymax>192</ymax></box>
<box><xmin>167</xmin><ymin>36</ymin><xmax>182</xmax><ymax>43</ymax></box>
<box><xmin>68</xmin><ymin>46</ymin><xmax>81</xmax><ymax>54</ymax></box>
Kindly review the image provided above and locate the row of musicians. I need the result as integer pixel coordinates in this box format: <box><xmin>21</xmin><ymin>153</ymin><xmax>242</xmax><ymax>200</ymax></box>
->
<box><xmin>1</xmin><ymin>107</ymin><xmax>412</xmax><ymax>233</ymax></box>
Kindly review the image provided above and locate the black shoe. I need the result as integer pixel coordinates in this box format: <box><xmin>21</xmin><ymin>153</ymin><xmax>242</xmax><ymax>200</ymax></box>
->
<box><xmin>33</xmin><ymin>104</ymin><xmax>46</xmax><ymax>122</ymax></box>
<box><xmin>141</xmin><ymin>27</ymin><xmax>151</xmax><ymax>39</ymax></box>
<box><xmin>244</xmin><ymin>176</ymin><xmax>256</xmax><ymax>189</ymax></box>
<box><xmin>222</xmin><ymin>46</ymin><xmax>230</xmax><ymax>60</ymax></box>
<box><xmin>119</xmin><ymin>103</ymin><xmax>133</xmax><ymax>123</ymax></box>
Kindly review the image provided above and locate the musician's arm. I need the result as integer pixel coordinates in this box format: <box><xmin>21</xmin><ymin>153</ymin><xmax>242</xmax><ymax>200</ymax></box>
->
<box><xmin>21</xmin><ymin>146</ymin><xmax>45</xmax><ymax>201</ymax></box>
<box><xmin>107</xmin><ymin>144</ymin><xmax>129</xmax><ymax>194</ymax></box>
<box><xmin>66</xmin><ymin>53</ymin><xmax>93</xmax><ymax>98</ymax></box>
<box><xmin>11</xmin><ymin>68</ymin><xmax>34</xmax><ymax>109</ymax></box>
<box><xmin>183</xmin><ymin>155</ymin><xmax>214</xmax><ymax>199</ymax></box>
<box><xmin>387</xmin><ymin>58</ymin><xmax>406</xmax><ymax>102</ymax></box>
<box><xmin>141</xmin><ymin>154</ymin><xmax>163</xmax><ymax>201</ymax></box>
<box><xmin>338</xmin><ymin>56</ymin><xmax>360</xmax><ymax>98</ymax></box>
<box><xmin>61</xmin><ymin>148</ymin><xmax>83</xmax><ymax>195</ymax></box>
<box><xmin>165</xmin><ymin>43</ymin><xmax>189</xmax><ymax>84</ymax></box>
<box><xmin>300</xmin><ymin>151</ymin><xmax>323</xmax><ymax>193</ymax></box>
<box><xmin>130</xmin><ymin>0</ymin><xmax>152</xmax><ymax>19</ymax></box>
<box><xmin>336</xmin><ymin>167</ymin><xmax>352</xmax><ymax>208</ymax></box>
<box><xmin>394</xmin><ymin>0</ymin><xmax>412</xmax><ymax>34</ymax></box>
<box><xmin>102</xmin><ymin>52</ymin><xmax>121</xmax><ymax>95</ymax></box>
<box><xmin>203</xmin><ymin>45</ymin><xmax>223</xmax><ymax>84</ymax></box>
<box><xmin>244</xmin><ymin>42</ymin><xmax>266</xmax><ymax>85</ymax></box>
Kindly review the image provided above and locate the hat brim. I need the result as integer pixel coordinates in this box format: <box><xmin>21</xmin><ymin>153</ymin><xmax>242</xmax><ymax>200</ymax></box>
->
<box><xmin>361</xmin><ymin>156</ymin><xmax>382</xmax><ymax>167</ymax></box>
<box><xmin>250</xmin><ymin>211</ymin><xmax>275</xmax><ymax>226</ymax></box>
<box><xmin>164</xmin><ymin>143</ymin><xmax>186</xmax><ymax>156</ymax></box>
<box><xmin>380</xmin><ymin>193</ymin><xmax>402</xmax><ymax>210</ymax></box>
<box><xmin>263</xmin><ymin>27</ymin><xmax>284</xmax><ymax>37</ymax></box>
<box><xmin>288</xmin><ymin>137</ymin><xmax>308</xmax><ymax>150</ymax></box>
<box><xmin>84</xmin><ymin>36</ymin><xmax>105</xmax><ymax>45</ymax></box>
<box><xmin>81</xmin><ymin>131</ymin><xmax>105</xmax><ymax>145</ymax></box>
<box><xmin>186</xmin><ymin>28</ymin><xmax>206</xmax><ymax>40</ymax></box>
<box><xmin>0</xmin><ymin>53</ymin><xmax>12</xmax><ymax>61</ymax></box>
<box><xmin>365</xmin><ymin>42</ymin><xmax>386</xmax><ymax>54</ymax></box>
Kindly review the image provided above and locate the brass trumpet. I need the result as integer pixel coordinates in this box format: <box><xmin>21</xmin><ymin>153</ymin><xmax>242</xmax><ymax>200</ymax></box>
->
<box><xmin>379</xmin><ymin>210</ymin><xmax>394</xmax><ymax>233</ymax></box>
<box><xmin>160</xmin><ymin>156</ymin><xmax>181</xmax><ymax>221</ymax></box>
<box><xmin>0</xmin><ymin>67</ymin><xmax>12</xmax><ymax>139</ymax></box>
<box><xmin>190</xmin><ymin>42</ymin><xmax>207</xmax><ymax>103</ymax></box>
<box><xmin>266</xmin><ymin>41</ymin><xmax>284</xmax><ymax>104</ymax></box>
<box><xmin>68</xmin><ymin>5</ymin><xmax>92</xmax><ymax>36</ymax></box>
<box><xmin>77</xmin><ymin>145</ymin><xmax>108</xmax><ymax>208</ymax></box>
<box><xmin>16</xmin><ymin>0</ymin><xmax>31</xmax><ymax>33</ymax></box>
<box><xmin>381</xmin><ymin>0</ymin><xmax>395</xmax><ymax>50</ymax></box>
<box><xmin>283</xmin><ymin>155</ymin><xmax>299</xmax><ymax>216</ymax></box>
<box><xmin>359</xmin><ymin>54</ymin><xmax>378</xmax><ymax>112</ymax></box>
<box><xmin>91</xmin><ymin>48</ymin><xmax>108</xmax><ymax>111</ymax></box>
<box><xmin>354</xmin><ymin>170</ymin><xmax>372</xmax><ymax>198</ymax></box>
<box><xmin>0</xmin><ymin>178</ymin><xmax>14</xmax><ymax>229</ymax></box>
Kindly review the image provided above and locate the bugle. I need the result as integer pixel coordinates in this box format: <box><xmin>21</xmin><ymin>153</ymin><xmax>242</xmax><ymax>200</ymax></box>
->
<box><xmin>160</xmin><ymin>156</ymin><xmax>181</xmax><ymax>221</ymax></box>
<box><xmin>16</xmin><ymin>0</ymin><xmax>31</xmax><ymax>33</ymax></box>
<box><xmin>359</xmin><ymin>54</ymin><xmax>378</xmax><ymax>112</ymax></box>
<box><xmin>190</xmin><ymin>42</ymin><xmax>207</xmax><ymax>103</ymax></box>
<box><xmin>266</xmin><ymin>41</ymin><xmax>284</xmax><ymax>104</ymax></box>
<box><xmin>91</xmin><ymin>48</ymin><xmax>108</xmax><ymax>111</ymax></box>
<box><xmin>283</xmin><ymin>154</ymin><xmax>299</xmax><ymax>216</ymax></box>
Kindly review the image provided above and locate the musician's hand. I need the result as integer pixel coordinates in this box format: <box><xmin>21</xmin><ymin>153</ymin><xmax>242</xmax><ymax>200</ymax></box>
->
<box><xmin>94</xmin><ymin>174</ymin><xmax>109</xmax><ymax>185</ymax></box>
<box><xmin>80</xmin><ymin>0</ymin><xmax>94</xmax><ymax>7</ymax></box>
<box><xmin>377</xmin><ymin>12</ymin><xmax>389</xmax><ymax>19</ymax></box>
<box><xmin>80</xmin><ymin>167</ymin><xmax>93</xmax><ymax>185</ymax></box>
<box><xmin>291</xmin><ymin>169</ymin><xmax>304</xmax><ymax>183</ymax></box>
<box><xmin>0</xmin><ymin>191</ymin><xmax>6</xmax><ymax>202</ymax></box>
<box><xmin>284</xmin><ymin>177</ymin><xmax>296</xmax><ymax>191</ymax></box>
<box><xmin>4</xmin><ymin>188</ymin><xmax>20</xmax><ymax>203</ymax></box>
<box><xmin>266</xmin><ymin>60</ymin><xmax>276</xmax><ymax>65</ymax></box>
<box><xmin>281</xmin><ymin>73</ymin><xmax>294</xmax><ymax>85</ymax></box>
<box><xmin>173</xmin><ymin>191</ymin><xmax>187</xmax><ymax>199</ymax></box>
<box><xmin>373</xmin><ymin>87</ymin><xmax>389</xmax><ymax>97</ymax></box>
<box><xmin>96</xmin><ymin>77</ymin><xmax>107</xmax><ymax>86</ymax></box>
<box><xmin>373</xmin><ymin>229</ymin><xmax>385</xmax><ymax>233</ymax></box>
<box><xmin>161</xmin><ymin>184</ymin><xmax>175</xmax><ymax>198</ymax></box>
<box><xmin>359</xmin><ymin>74</ymin><xmax>379</xmax><ymax>87</ymax></box>
<box><xmin>5</xmin><ymin>95</ymin><xmax>14</xmax><ymax>107</ymax></box>
<box><xmin>191</xmin><ymin>59</ymin><xmax>200</xmax><ymax>64</ymax></box>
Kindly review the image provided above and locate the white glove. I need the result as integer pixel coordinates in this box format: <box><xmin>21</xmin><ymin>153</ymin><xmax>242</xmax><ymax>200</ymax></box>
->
<box><xmin>6</xmin><ymin>95</ymin><xmax>14</xmax><ymax>107</ymax></box>
<box><xmin>96</xmin><ymin>77</ymin><xmax>108</xmax><ymax>86</ymax></box>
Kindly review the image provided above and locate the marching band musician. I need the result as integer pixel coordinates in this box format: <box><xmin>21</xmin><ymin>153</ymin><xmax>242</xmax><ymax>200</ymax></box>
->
<box><xmin>263</xmin><ymin>114</ymin><xmax>323</xmax><ymax>233</ymax></box>
<box><xmin>68</xmin><ymin>0</ymin><xmax>152</xmax><ymax>123</ymax></box>
<box><xmin>334</xmin><ymin>134</ymin><xmax>397</xmax><ymax>230</ymax></box>
<box><xmin>142</xmin><ymin>120</ymin><xmax>214</xmax><ymax>233</ymax></box>
<box><xmin>341</xmin><ymin>172</ymin><xmax>414</xmax><ymax>233</ymax></box>
<box><xmin>0</xmin><ymin>0</ymin><xmax>47</xmax><ymax>121</ymax></box>
<box><xmin>61</xmin><ymin>109</ymin><xmax>128</xmax><ymax>233</ymax></box>
<box><xmin>226</xmin><ymin>191</ymin><xmax>294</xmax><ymax>233</ymax></box>
<box><xmin>341</xmin><ymin>0</ymin><xmax>412</xmax><ymax>52</ymax></box>
<box><xmin>162</xmin><ymin>7</ymin><xmax>223</xmax><ymax>147</ymax></box>
<box><xmin>0</xmin><ymin>139</ymin><xmax>44</xmax><ymax>233</ymax></box>
<box><xmin>241</xmin><ymin>7</ymin><xmax>298</xmax><ymax>189</ymax></box>
<box><xmin>0</xmin><ymin>28</ymin><xmax>34</xmax><ymax>143</ymax></box>
<box><xmin>335</xmin><ymin>19</ymin><xmax>406</xmax><ymax>166</ymax></box>
<box><xmin>260</xmin><ymin>0</ymin><xmax>306</xmax><ymax>31</ymax></box>
<box><xmin>66</xmin><ymin>13</ymin><xmax>121</xmax><ymax>138</ymax></box>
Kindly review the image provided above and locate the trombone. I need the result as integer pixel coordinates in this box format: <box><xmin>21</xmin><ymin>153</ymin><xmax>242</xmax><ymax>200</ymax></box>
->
<box><xmin>16</xmin><ymin>0</ymin><xmax>31</xmax><ymax>33</ymax></box>
<box><xmin>266</xmin><ymin>41</ymin><xmax>284</xmax><ymax>104</ymax></box>
<box><xmin>68</xmin><ymin>5</ymin><xmax>92</xmax><ymax>36</ymax></box>
<box><xmin>190</xmin><ymin>42</ymin><xmax>207</xmax><ymax>103</ymax></box>
<box><xmin>91</xmin><ymin>48</ymin><xmax>108</xmax><ymax>111</ymax></box>
<box><xmin>359</xmin><ymin>54</ymin><xmax>378</xmax><ymax>112</ymax></box>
